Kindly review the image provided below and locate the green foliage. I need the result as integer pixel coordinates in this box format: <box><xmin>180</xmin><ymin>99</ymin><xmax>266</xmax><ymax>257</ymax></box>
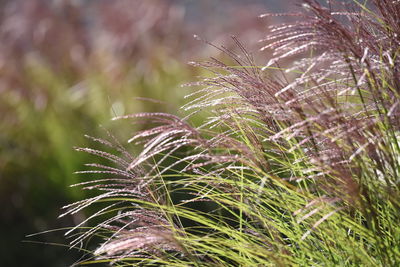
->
<box><xmin>0</xmin><ymin>1</ymin><xmax>194</xmax><ymax>265</ymax></box>
<box><xmin>67</xmin><ymin>0</ymin><xmax>400</xmax><ymax>266</ymax></box>
<box><xmin>1</xmin><ymin>0</ymin><xmax>268</xmax><ymax>265</ymax></box>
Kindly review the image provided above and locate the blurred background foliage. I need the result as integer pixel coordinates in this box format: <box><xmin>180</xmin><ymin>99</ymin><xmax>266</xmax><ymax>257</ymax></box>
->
<box><xmin>0</xmin><ymin>0</ymin><xmax>282</xmax><ymax>265</ymax></box>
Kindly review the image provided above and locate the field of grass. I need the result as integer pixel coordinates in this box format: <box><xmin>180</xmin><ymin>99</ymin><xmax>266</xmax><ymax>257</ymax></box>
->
<box><xmin>0</xmin><ymin>0</ymin><xmax>269</xmax><ymax>266</ymax></box>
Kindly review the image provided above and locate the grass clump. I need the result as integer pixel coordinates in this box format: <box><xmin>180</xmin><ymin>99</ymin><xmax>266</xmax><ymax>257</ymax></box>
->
<box><xmin>66</xmin><ymin>0</ymin><xmax>400</xmax><ymax>265</ymax></box>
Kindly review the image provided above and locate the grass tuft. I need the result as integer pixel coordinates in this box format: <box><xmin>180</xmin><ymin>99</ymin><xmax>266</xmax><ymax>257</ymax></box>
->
<box><xmin>67</xmin><ymin>0</ymin><xmax>400</xmax><ymax>265</ymax></box>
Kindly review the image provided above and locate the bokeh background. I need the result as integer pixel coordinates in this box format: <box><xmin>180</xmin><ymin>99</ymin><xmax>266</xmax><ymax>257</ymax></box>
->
<box><xmin>0</xmin><ymin>0</ymin><xmax>288</xmax><ymax>265</ymax></box>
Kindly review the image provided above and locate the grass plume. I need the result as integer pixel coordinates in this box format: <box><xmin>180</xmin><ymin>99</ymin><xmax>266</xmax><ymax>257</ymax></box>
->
<box><xmin>67</xmin><ymin>0</ymin><xmax>400</xmax><ymax>265</ymax></box>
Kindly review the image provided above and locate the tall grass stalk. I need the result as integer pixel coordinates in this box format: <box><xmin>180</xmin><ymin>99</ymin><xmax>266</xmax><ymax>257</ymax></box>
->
<box><xmin>66</xmin><ymin>0</ymin><xmax>400</xmax><ymax>265</ymax></box>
